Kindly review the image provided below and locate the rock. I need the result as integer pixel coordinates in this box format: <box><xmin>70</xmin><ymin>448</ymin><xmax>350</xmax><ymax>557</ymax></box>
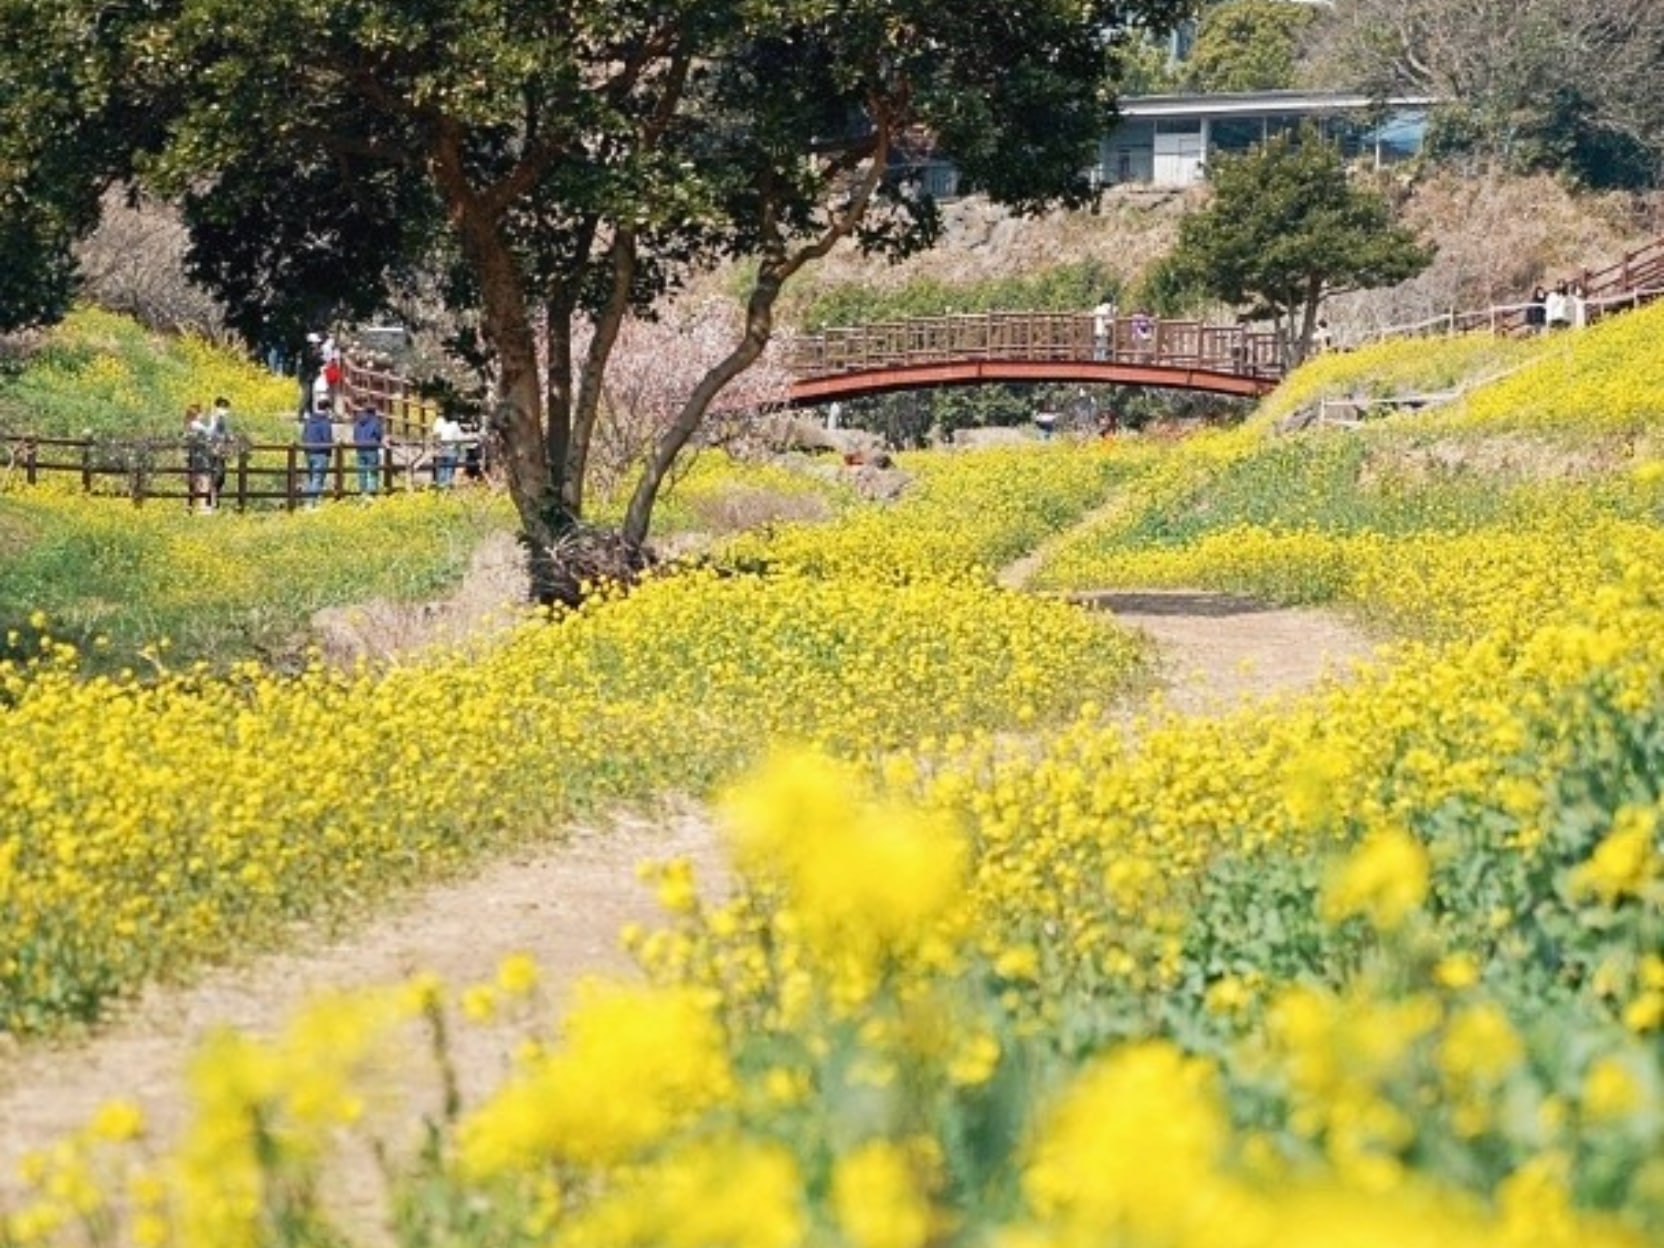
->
<box><xmin>848</xmin><ymin>465</ymin><xmax>912</xmax><ymax>502</ymax></box>
<box><xmin>767</xmin><ymin>417</ymin><xmax>885</xmax><ymax>457</ymax></box>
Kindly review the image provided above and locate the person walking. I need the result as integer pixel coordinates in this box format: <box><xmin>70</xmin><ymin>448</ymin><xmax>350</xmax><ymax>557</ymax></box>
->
<box><xmin>297</xmin><ymin>332</ymin><xmax>324</xmax><ymax>418</ymax></box>
<box><xmin>352</xmin><ymin>404</ymin><xmax>385</xmax><ymax>496</ymax></box>
<box><xmin>1569</xmin><ymin>280</ymin><xmax>1590</xmax><ymax>329</ymax></box>
<box><xmin>431</xmin><ymin>411</ymin><xmax>464</xmax><ymax>488</ymax></box>
<box><xmin>1130</xmin><ymin>310</ymin><xmax>1155</xmax><ymax>361</ymax></box>
<box><xmin>321</xmin><ymin>335</ymin><xmax>343</xmax><ymax>410</ymax></box>
<box><xmin>1091</xmin><ymin>295</ymin><xmax>1116</xmax><ymax>361</ymax></box>
<box><xmin>300</xmin><ymin>403</ymin><xmax>335</xmax><ymax>507</ymax></box>
<box><xmin>203</xmin><ymin>396</ymin><xmax>233</xmax><ymax>511</ymax></box>
<box><xmin>1544</xmin><ymin>282</ymin><xmax>1571</xmax><ymax>331</ymax></box>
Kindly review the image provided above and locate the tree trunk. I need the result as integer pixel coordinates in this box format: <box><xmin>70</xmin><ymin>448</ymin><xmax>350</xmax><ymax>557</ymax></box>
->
<box><xmin>1294</xmin><ymin>275</ymin><xmax>1324</xmax><ymax>365</ymax></box>
<box><xmin>566</xmin><ymin>229</ymin><xmax>638</xmax><ymax>517</ymax></box>
<box><xmin>545</xmin><ymin>302</ymin><xmax>574</xmax><ymax>515</ymax></box>
<box><xmin>453</xmin><ymin>211</ymin><xmax>573</xmax><ymax>603</ymax></box>
<box><xmin>431</xmin><ymin>130</ymin><xmax>580</xmax><ymax>603</ymax></box>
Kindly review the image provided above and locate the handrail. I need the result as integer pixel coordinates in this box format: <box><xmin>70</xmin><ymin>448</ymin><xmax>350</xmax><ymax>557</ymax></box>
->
<box><xmin>0</xmin><ymin>432</ymin><xmax>482</xmax><ymax>511</ymax></box>
<box><xmin>1359</xmin><ymin>285</ymin><xmax>1664</xmax><ymax>347</ymax></box>
<box><xmin>785</xmin><ymin>311</ymin><xmax>1288</xmax><ymax>383</ymax></box>
<box><xmin>338</xmin><ymin>356</ymin><xmax>440</xmax><ymax>441</ymax></box>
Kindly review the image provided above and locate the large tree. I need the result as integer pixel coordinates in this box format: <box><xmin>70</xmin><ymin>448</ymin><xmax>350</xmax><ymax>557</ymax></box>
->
<box><xmin>1166</xmin><ymin>127</ymin><xmax>1433</xmax><ymax>361</ymax></box>
<box><xmin>1304</xmin><ymin>0</ymin><xmax>1664</xmax><ymax>188</ymax></box>
<box><xmin>1184</xmin><ymin>0</ymin><xmax>1318</xmax><ymax>93</ymax></box>
<box><xmin>0</xmin><ymin>0</ymin><xmax>1187</xmax><ymax>601</ymax></box>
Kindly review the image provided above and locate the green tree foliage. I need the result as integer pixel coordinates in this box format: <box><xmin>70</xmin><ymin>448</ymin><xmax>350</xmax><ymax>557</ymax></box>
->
<box><xmin>0</xmin><ymin>2</ymin><xmax>147</xmax><ymax>333</ymax></box>
<box><xmin>1166</xmin><ymin>128</ymin><xmax>1433</xmax><ymax>361</ymax></box>
<box><xmin>1306</xmin><ymin>0</ymin><xmax>1664</xmax><ymax>188</ymax></box>
<box><xmin>0</xmin><ymin>0</ymin><xmax>1190</xmax><ymax>600</ymax></box>
<box><xmin>1184</xmin><ymin>0</ymin><xmax>1318</xmax><ymax>93</ymax></box>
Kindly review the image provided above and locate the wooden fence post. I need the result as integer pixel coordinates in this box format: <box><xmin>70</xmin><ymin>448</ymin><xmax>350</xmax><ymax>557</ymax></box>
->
<box><xmin>81</xmin><ymin>440</ymin><xmax>93</xmax><ymax>494</ymax></box>
<box><xmin>285</xmin><ymin>444</ymin><xmax>299</xmax><ymax>512</ymax></box>
<box><xmin>235</xmin><ymin>448</ymin><xmax>249</xmax><ymax>512</ymax></box>
<box><xmin>332</xmin><ymin>443</ymin><xmax>345</xmax><ymax>499</ymax></box>
<box><xmin>24</xmin><ymin>438</ymin><xmax>37</xmax><ymax>485</ymax></box>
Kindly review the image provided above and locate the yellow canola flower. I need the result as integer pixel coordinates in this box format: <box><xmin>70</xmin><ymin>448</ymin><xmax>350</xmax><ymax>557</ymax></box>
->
<box><xmin>1432</xmin><ymin>953</ymin><xmax>1480</xmax><ymax>990</ymax></box>
<box><xmin>86</xmin><ymin>1100</ymin><xmax>146</xmax><ymax>1145</ymax></box>
<box><xmin>160</xmin><ymin>988</ymin><xmax>405</xmax><ymax>1248</ymax></box>
<box><xmin>722</xmin><ymin>749</ymin><xmax>967</xmax><ymax>968</ymax></box>
<box><xmin>457</xmin><ymin>981</ymin><xmax>733</xmax><ymax>1174</ymax></box>
<box><xmin>832</xmin><ymin>1139</ymin><xmax>940</xmax><ymax>1248</ymax></box>
<box><xmin>1581</xmin><ymin>1056</ymin><xmax>1648</xmax><ymax>1125</ymax></box>
<box><xmin>1319</xmin><ymin>828</ymin><xmax>1430</xmax><ymax>932</ymax></box>
<box><xmin>1023</xmin><ymin>1041</ymin><xmax>1224</xmax><ymax>1239</ymax></box>
<box><xmin>496</xmin><ymin>951</ymin><xmax>541</xmax><ymax>997</ymax></box>
<box><xmin>556</xmin><ymin>1134</ymin><xmax>805</xmax><ymax>1248</ymax></box>
<box><xmin>1438</xmin><ymin>1003</ymin><xmax>1524</xmax><ymax>1089</ymax></box>
<box><xmin>1571</xmin><ymin>804</ymin><xmax>1659</xmax><ymax>905</ymax></box>
<box><xmin>460</xmin><ymin>984</ymin><xmax>497</xmax><ymax>1024</ymax></box>
<box><xmin>1283</xmin><ymin>741</ymin><xmax>1356</xmax><ymax>827</ymax></box>
<box><xmin>0</xmin><ymin>510</ymin><xmax>1141</xmax><ymax>1036</ymax></box>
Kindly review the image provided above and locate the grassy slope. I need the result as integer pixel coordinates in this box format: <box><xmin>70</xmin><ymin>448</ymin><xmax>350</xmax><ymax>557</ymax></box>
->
<box><xmin>0</xmin><ymin>307</ymin><xmax>299</xmax><ymax>441</ymax></box>
<box><xmin>1036</xmin><ymin>299</ymin><xmax>1664</xmax><ymax>620</ymax></box>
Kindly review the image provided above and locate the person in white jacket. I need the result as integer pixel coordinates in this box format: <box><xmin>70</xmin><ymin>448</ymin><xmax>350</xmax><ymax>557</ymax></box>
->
<box><xmin>432</xmin><ymin>413</ymin><xmax>465</xmax><ymax>488</ymax></box>
<box><xmin>1544</xmin><ymin>281</ymin><xmax>1571</xmax><ymax>330</ymax></box>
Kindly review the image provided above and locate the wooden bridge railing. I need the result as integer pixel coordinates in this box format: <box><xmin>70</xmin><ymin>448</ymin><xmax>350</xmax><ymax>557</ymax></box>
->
<box><xmin>339</xmin><ymin>357</ymin><xmax>440</xmax><ymax>441</ymax></box>
<box><xmin>0</xmin><ymin>433</ymin><xmax>477</xmax><ymax>511</ymax></box>
<box><xmin>785</xmin><ymin>312</ymin><xmax>1286</xmax><ymax>382</ymax></box>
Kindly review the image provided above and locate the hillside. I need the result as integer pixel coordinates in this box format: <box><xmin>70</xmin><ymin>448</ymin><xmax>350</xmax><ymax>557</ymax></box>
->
<box><xmin>775</xmin><ymin>170</ymin><xmax>1659</xmax><ymax>335</ymax></box>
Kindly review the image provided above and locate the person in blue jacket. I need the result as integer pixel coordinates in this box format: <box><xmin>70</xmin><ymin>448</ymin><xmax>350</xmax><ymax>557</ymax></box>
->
<box><xmin>299</xmin><ymin>403</ymin><xmax>335</xmax><ymax>507</ymax></box>
<box><xmin>352</xmin><ymin>404</ymin><xmax>385</xmax><ymax>496</ymax></box>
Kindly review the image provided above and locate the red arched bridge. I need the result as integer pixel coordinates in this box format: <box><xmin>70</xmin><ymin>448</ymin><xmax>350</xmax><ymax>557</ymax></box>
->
<box><xmin>783</xmin><ymin>312</ymin><xmax>1286</xmax><ymax>406</ymax></box>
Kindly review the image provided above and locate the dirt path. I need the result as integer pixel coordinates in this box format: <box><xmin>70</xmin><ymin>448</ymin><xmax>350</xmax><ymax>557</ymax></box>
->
<box><xmin>1081</xmin><ymin>589</ymin><xmax>1379</xmax><ymax>716</ymax></box>
<box><xmin>0</xmin><ymin>809</ymin><xmax>725</xmax><ymax>1216</ymax></box>
<box><xmin>0</xmin><ymin>576</ymin><xmax>1377</xmax><ymax>1231</ymax></box>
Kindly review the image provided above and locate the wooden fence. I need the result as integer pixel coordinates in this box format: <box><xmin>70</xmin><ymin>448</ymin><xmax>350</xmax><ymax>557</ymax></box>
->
<box><xmin>0</xmin><ymin>433</ymin><xmax>478</xmax><ymax>511</ymax></box>
<box><xmin>1365</xmin><ymin>285</ymin><xmax>1664</xmax><ymax>344</ymax></box>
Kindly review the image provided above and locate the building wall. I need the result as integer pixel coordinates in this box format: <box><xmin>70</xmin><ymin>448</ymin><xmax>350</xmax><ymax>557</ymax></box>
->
<box><xmin>1096</xmin><ymin>104</ymin><xmax>1430</xmax><ymax>188</ymax></box>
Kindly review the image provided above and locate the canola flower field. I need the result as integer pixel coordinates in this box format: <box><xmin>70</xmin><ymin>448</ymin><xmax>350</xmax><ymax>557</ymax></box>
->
<box><xmin>0</xmin><ymin>445</ymin><xmax>1141</xmax><ymax>1034</ymax></box>
<box><xmin>4</xmin><ymin>304</ymin><xmax>1664</xmax><ymax>1246</ymax></box>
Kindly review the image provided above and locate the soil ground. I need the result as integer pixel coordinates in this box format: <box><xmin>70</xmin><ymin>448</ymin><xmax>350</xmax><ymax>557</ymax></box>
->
<box><xmin>0</xmin><ymin>547</ymin><xmax>1378</xmax><ymax>1237</ymax></box>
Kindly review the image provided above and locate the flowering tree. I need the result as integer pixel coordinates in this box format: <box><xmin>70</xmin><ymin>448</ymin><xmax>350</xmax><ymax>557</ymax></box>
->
<box><xmin>578</xmin><ymin>303</ymin><xmax>794</xmax><ymax>501</ymax></box>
